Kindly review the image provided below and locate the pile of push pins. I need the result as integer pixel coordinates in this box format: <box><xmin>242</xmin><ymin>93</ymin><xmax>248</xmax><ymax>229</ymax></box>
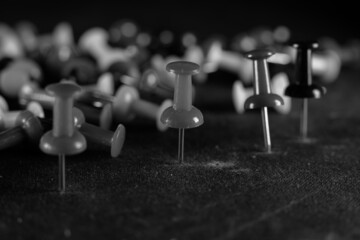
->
<box><xmin>0</xmin><ymin>19</ymin><xmax>358</xmax><ymax>193</ymax></box>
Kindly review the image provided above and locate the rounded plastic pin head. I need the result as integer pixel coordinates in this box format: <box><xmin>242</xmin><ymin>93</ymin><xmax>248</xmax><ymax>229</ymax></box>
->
<box><xmin>72</xmin><ymin>107</ymin><xmax>86</xmax><ymax>126</ymax></box>
<box><xmin>17</xmin><ymin>110</ymin><xmax>43</xmax><ymax>144</ymax></box>
<box><xmin>285</xmin><ymin>83</ymin><xmax>326</xmax><ymax>99</ymax></box>
<box><xmin>113</xmin><ymin>85</ymin><xmax>139</xmax><ymax>122</ymax></box>
<box><xmin>0</xmin><ymin>70</ymin><xmax>31</xmax><ymax>98</ymax></box>
<box><xmin>160</xmin><ymin>106</ymin><xmax>203</xmax><ymax>129</ymax></box>
<box><xmin>245</xmin><ymin>93</ymin><xmax>284</xmax><ymax>109</ymax></box>
<box><xmin>110</xmin><ymin>124</ymin><xmax>126</xmax><ymax>157</ymax></box>
<box><xmin>0</xmin><ymin>95</ymin><xmax>8</xmax><ymax>112</ymax></box>
<box><xmin>157</xmin><ymin>99</ymin><xmax>173</xmax><ymax>131</ymax></box>
<box><xmin>232</xmin><ymin>80</ymin><xmax>248</xmax><ymax>114</ymax></box>
<box><xmin>40</xmin><ymin>131</ymin><xmax>86</xmax><ymax>155</ymax></box>
<box><xmin>26</xmin><ymin>101</ymin><xmax>45</xmax><ymax>119</ymax></box>
<box><xmin>138</xmin><ymin>68</ymin><xmax>174</xmax><ymax>99</ymax></box>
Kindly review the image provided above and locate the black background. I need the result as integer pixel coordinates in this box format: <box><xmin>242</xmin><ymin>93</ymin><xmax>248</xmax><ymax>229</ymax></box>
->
<box><xmin>0</xmin><ymin>1</ymin><xmax>359</xmax><ymax>44</ymax></box>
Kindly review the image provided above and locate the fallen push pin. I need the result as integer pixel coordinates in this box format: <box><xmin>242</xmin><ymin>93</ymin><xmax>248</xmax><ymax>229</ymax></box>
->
<box><xmin>40</xmin><ymin>82</ymin><xmax>87</xmax><ymax>194</ymax></box>
<box><xmin>161</xmin><ymin>61</ymin><xmax>204</xmax><ymax>163</ymax></box>
<box><xmin>244</xmin><ymin>49</ymin><xmax>284</xmax><ymax>153</ymax></box>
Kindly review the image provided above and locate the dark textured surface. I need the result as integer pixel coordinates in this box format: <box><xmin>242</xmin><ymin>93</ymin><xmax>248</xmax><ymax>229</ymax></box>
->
<box><xmin>1</xmin><ymin>69</ymin><xmax>360</xmax><ymax>240</ymax></box>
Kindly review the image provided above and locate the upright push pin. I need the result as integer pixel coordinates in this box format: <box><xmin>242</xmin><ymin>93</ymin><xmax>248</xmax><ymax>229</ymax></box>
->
<box><xmin>285</xmin><ymin>42</ymin><xmax>326</xmax><ymax>142</ymax></box>
<box><xmin>161</xmin><ymin>61</ymin><xmax>204</xmax><ymax>163</ymax></box>
<box><xmin>244</xmin><ymin>49</ymin><xmax>284</xmax><ymax>153</ymax></box>
<box><xmin>40</xmin><ymin>82</ymin><xmax>86</xmax><ymax>194</ymax></box>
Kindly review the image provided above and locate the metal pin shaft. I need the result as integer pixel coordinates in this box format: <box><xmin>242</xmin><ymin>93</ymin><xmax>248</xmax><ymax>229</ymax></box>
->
<box><xmin>261</xmin><ymin>107</ymin><xmax>271</xmax><ymax>153</ymax></box>
<box><xmin>300</xmin><ymin>98</ymin><xmax>308</xmax><ymax>140</ymax></box>
<box><xmin>58</xmin><ymin>154</ymin><xmax>66</xmax><ymax>194</ymax></box>
<box><xmin>178</xmin><ymin>128</ymin><xmax>185</xmax><ymax>163</ymax></box>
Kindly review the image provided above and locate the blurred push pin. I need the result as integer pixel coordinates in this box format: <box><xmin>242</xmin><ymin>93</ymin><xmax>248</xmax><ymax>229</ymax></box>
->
<box><xmin>0</xmin><ymin>110</ymin><xmax>43</xmax><ymax>151</ymax></box>
<box><xmin>73</xmin><ymin>108</ymin><xmax>126</xmax><ymax>158</ymax></box>
<box><xmin>244</xmin><ymin>49</ymin><xmax>284</xmax><ymax>153</ymax></box>
<box><xmin>113</xmin><ymin>85</ymin><xmax>172</xmax><ymax>131</ymax></box>
<box><xmin>0</xmin><ymin>95</ymin><xmax>9</xmax><ymax>112</ymax></box>
<box><xmin>40</xmin><ymin>82</ymin><xmax>86</xmax><ymax>194</ymax></box>
<box><xmin>161</xmin><ymin>61</ymin><xmax>204</xmax><ymax>163</ymax></box>
<box><xmin>285</xmin><ymin>42</ymin><xmax>326</xmax><ymax>142</ymax></box>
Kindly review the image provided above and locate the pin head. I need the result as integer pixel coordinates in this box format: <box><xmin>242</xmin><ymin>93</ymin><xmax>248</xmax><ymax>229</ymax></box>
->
<box><xmin>244</xmin><ymin>93</ymin><xmax>284</xmax><ymax>110</ymax></box>
<box><xmin>0</xmin><ymin>95</ymin><xmax>8</xmax><ymax>112</ymax></box>
<box><xmin>72</xmin><ymin>107</ymin><xmax>86</xmax><ymax>126</ymax></box>
<box><xmin>244</xmin><ymin>48</ymin><xmax>275</xmax><ymax>60</ymax></box>
<box><xmin>111</xmin><ymin>124</ymin><xmax>126</xmax><ymax>158</ymax></box>
<box><xmin>18</xmin><ymin>110</ymin><xmax>43</xmax><ymax>144</ymax></box>
<box><xmin>139</xmin><ymin>69</ymin><xmax>160</xmax><ymax>91</ymax></box>
<box><xmin>160</xmin><ymin>106</ymin><xmax>203</xmax><ymax>129</ymax></box>
<box><xmin>285</xmin><ymin>83</ymin><xmax>326</xmax><ymax>99</ymax></box>
<box><xmin>232</xmin><ymin>81</ymin><xmax>247</xmax><ymax>114</ymax></box>
<box><xmin>40</xmin><ymin>130</ymin><xmax>86</xmax><ymax>155</ymax></box>
<box><xmin>46</xmin><ymin>82</ymin><xmax>82</xmax><ymax>99</ymax></box>
<box><xmin>0</xmin><ymin>70</ymin><xmax>30</xmax><ymax>98</ymax></box>
<box><xmin>26</xmin><ymin>101</ymin><xmax>45</xmax><ymax>118</ymax></box>
<box><xmin>113</xmin><ymin>85</ymin><xmax>139</xmax><ymax>122</ymax></box>
<box><xmin>19</xmin><ymin>83</ymin><xmax>37</xmax><ymax>105</ymax></box>
<box><xmin>292</xmin><ymin>41</ymin><xmax>319</xmax><ymax>50</ymax></box>
<box><xmin>157</xmin><ymin>99</ymin><xmax>173</xmax><ymax>131</ymax></box>
<box><xmin>166</xmin><ymin>61</ymin><xmax>199</xmax><ymax>75</ymax></box>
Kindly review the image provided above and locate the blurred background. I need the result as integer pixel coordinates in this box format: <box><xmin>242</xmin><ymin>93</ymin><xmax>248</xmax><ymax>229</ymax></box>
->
<box><xmin>0</xmin><ymin>1</ymin><xmax>358</xmax><ymax>43</ymax></box>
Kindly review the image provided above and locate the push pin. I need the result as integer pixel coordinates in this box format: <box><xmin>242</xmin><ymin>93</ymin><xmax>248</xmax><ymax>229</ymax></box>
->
<box><xmin>0</xmin><ymin>110</ymin><xmax>43</xmax><ymax>151</ymax></box>
<box><xmin>19</xmin><ymin>83</ymin><xmax>54</xmax><ymax>109</ymax></box>
<box><xmin>244</xmin><ymin>49</ymin><xmax>284</xmax><ymax>153</ymax></box>
<box><xmin>40</xmin><ymin>82</ymin><xmax>86</xmax><ymax>194</ymax></box>
<box><xmin>161</xmin><ymin>61</ymin><xmax>204</xmax><ymax>163</ymax></box>
<box><xmin>0</xmin><ymin>69</ymin><xmax>32</xmax><ymax>98</ymax></box>
<box><xmin>113</xmin><ymin>85</ymin><xmax>173</xmax><ymax>131</ymax></box>
<box><xmin>285</xmin><ymin>42</ymin><xmax>326</xmax><ymax>142</ymax></box>
<box><xmin>1</xmin><ymin>103</ymin><xmax>44</xmax><ymax>130</ymax></box>
<box><xmin>204</xmin><ymin>38</ymin><xmax>253</xmax><ymax>83</ymax></box>
<box><xmin>8</xmin><ymin>58</ymin><xmax>42</xmax><ymax>84</ymax></box>
<box><xmin>73</xmin><ymin>108</ymin><xmax>126</xmax><ymax>158</ymax></box>
<box><xmin>138</xmin><ymin>68</ymin><xmax>174</xmax><ymax>99</ymax></box>
<box><xmin>78</xmin><ymin>88</ymin><xmax>170</xmax><ymax>131</ymax></box>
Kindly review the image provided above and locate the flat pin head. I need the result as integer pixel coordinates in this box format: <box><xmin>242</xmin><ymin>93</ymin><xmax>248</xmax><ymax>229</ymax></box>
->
<box><xmin>292</xmin><ymin>41</ymin><xmax>319</xmax><ymax>50</ymax></box>
<box><xmin>245</xmin><ymin>48</ymin><xmax>275</xmax><ymax>60</ymax></box>
<box><xmin>166</xmin><ymin>61</ymin><xmax>199</xmax><ymax>75</ymax></box>
<box><xmin>46</xmin><ymin>82</ymin><xmax>82</xmax><ymax>98</ymax></box>
<box><xmin>111</xmin><ymin>124</ymin><xmax>126</xmax><ymax>158</ymax></box>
